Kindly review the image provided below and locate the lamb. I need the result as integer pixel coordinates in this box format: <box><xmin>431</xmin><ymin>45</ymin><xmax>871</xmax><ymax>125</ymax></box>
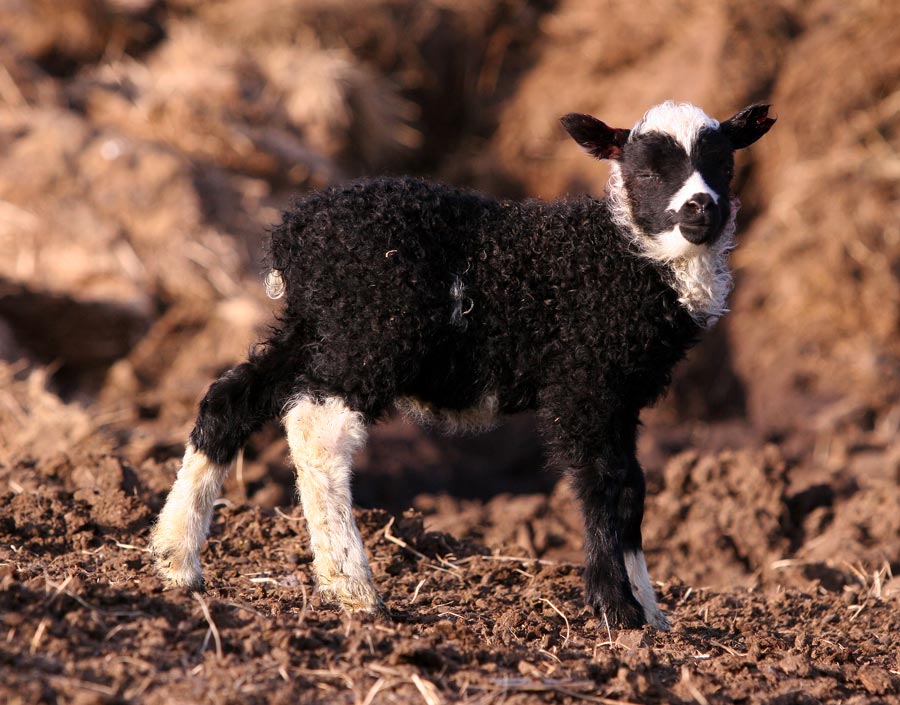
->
<box><xmin>150</xmin><ymin>101</ymin><xmax>774</xmax><ymax>630</ymax></box>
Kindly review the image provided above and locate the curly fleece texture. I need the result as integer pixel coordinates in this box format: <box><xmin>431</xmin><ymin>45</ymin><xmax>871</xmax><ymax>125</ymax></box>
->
<box><xmin>262</xmin><ymin>177</ymin><xmax>699</xmax><ymax>420</ymax></box>
<box><xmin>185</xmin><ymin>176</ymin><xmax>702</xmax><ymax>629</ymax></box>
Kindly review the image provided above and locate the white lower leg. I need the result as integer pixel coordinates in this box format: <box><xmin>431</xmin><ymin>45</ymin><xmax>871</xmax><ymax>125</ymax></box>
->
<box><xmin>624</xmin><ymin>549</ymin><xmax>670</xmax><ymax>630</ymax></box>
<box><xmin>151</xmin><ymin>444</ymin><xmax>229</xmax><ymax>589</ymax></box>
<box><xmin>284</xmin><ymin>396</ymin><xmax>380</xmax><ymax>612</ymax></box>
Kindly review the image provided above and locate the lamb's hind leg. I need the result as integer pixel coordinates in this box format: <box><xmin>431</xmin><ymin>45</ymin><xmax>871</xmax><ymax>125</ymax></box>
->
<box><xmin>151</xmin><ymin>444</ymin><xmax>228</xmax><ymax>589</ymax></box>
<box><xmin>284</xmin><ymin>395</ymin><xmax>382</xmax><ymax>613</ymax></box>
<box><xmin>152</xmin><ymin>342</ymin><xmax>295</xmax><ymax>589</ymax></box>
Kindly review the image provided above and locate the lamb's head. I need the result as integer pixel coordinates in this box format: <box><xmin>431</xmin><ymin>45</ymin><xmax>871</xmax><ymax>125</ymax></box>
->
<box><xmin>560</xmin><ymin>101</ymin><xmax>775</xmax><ymax>326</ymax></box>
<box><xmin>561</xmin><ymin>101</ymin><xmax>775</xmax><ymax>252</ymax></box>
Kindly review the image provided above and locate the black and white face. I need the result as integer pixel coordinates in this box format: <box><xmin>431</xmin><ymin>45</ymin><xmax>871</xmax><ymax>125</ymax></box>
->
<box><xmin>561</xmin><ymin>102</ymin><xmax>775</xmax><ymax>258</ymax></box>
<box><xmin>619</xmin><ymin>127</ymin><xmax>733</xmax><ymax>251</ymax></box>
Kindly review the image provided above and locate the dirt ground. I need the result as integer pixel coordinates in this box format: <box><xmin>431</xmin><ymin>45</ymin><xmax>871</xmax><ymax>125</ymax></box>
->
<box><xmin>1</xmin><ymin>1</ymin><xmax>899</xmax><ymax>703</ymax></box>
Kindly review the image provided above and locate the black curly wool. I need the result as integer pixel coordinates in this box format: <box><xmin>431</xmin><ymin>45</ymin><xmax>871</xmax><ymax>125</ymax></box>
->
<box><xmin>187</xmin><ymin>176</ymin><xmax>699</xmax><ymax>627</ymax></box>
<box><xmin>267</xmin><ymin>177</ymin><xmax>698</xmax><ymax>413</ymax></box>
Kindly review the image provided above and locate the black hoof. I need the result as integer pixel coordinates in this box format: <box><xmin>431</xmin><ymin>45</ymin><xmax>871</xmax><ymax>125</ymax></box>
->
<box><xmin>588</xmin><ymin>593</ymin><xmax>646</xmax><ymax>630</ymax></box>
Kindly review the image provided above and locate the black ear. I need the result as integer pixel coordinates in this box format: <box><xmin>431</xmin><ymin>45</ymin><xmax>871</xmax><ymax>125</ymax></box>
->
<box><xmin>560</xmin><ymin>113</ymin><xmax>630</xmax><ymax>160</ymax></box>
<box><xmin>720</xmin><ymin>103</ymin><xmax>776</xmax><ymax>149</ymax></box>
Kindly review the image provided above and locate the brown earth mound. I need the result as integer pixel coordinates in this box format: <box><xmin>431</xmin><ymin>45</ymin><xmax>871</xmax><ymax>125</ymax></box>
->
<box><xmin>0</xmin><ymin>0</ymin><xmax>898</xmax><ymax>702</ymax></box>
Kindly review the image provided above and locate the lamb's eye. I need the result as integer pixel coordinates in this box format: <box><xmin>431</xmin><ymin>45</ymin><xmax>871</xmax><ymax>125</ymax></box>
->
<box><xmin>636</xmin><ymin>172</ymin><xmax>660</xmax><ymax>182</ymax></box>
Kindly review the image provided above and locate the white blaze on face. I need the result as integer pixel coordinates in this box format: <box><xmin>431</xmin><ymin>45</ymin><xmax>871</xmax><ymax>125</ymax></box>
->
<box><xmin>632</xmin><ymin>101</ymin><xmax>719</xmax><ymax>155</ymax></box>
<box><xmin>667</xmin><ymin>170</ymin><xmax>720</xmax><ymax>213</ymax></box>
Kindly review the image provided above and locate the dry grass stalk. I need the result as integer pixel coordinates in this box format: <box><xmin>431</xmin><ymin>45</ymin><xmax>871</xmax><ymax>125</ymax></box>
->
<box><xmin>410</xmin><ymin>577</ymin><xmax>427</xmax><ymax>603</ymax></box>
<box><xmin>29</xmin><ymin>617</ymin><xmax>48</xmax><ymax>654</ymax></box>
<box><xmin>538</xmin><ymin>597</ymin><xmax>571</xmax><ymax>649</ymax></box>
<box><xmin>222</xmin><ymin>601</ymin><xmax>269</xmax><ymax>620</ymax></box>
<box><xmin>680</xmin><ymin>666</ymin><xmax>710</xmax><ymax>705</ymax></box>
<box><xmin>296</xmin><ymin>576</ymin><xmax>309</xmax><ymax>629</ymax></box>
<box><xmin>273</xmin><ymin>506</ymin><xmax>306</xmax><ymax>522</ymax></box>
<box><xmin>411</xmin><ymin>673</ymin><xmax>443</xmax><ymax>705</ymax></box>
<box><xmin>360</xmin><ymin>676</ymin><xmax>387</xmax><ymax>705</ymax></box>
<box><xmin>114</xmin><ymin>541</ymin><xmax>151</xmax><ymax>552</ymax></box>
<box><xmin>382</xmin><ymin>517</ymin><xmax>463</xmax><ymax>578</ymax></box>
<box><xmin>44</xmin><ymin>573</ymin><xmax>142</xmax><ymax>622</ymax></box>
<box><xmin>46</xmin><ymin>675</ymin><xmax>117</xmax><ymax>698</ymax></box>
<box><xmin>193</xmin><ymin>592</ymin><xmax>223</xmax><ymax>661</ymax></box>
<box><xmin>456</xmin><ymin>554</ymin><xmax>558</xmax><ymax>567</ymax></box>
<box><xmin>294</xmin><ymin>668</ymin><xmax>354</xmax><ymax>689</ymax></box>
<box><xmin>472</xmin><ymin>677</ymin><xmax>643</xmax><ymax>705</ymax></box>
<box><xmin>708</xmin><ymin>639</ymin><xmax>747</xmax><ymax>657</ymax></box>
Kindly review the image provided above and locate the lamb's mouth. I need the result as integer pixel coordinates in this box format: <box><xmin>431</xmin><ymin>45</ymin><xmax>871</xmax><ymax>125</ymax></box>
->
<box><xmin>678</xmin><ymin>223</ymin><xmax>718</xmax><ymax>246</ymax></box>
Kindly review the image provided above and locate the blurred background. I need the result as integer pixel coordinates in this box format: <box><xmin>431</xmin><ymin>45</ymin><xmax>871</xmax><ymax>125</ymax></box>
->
<box><xmin>0</xmin><ymin>0</ymin><xmax>898</xmax><ymax>589</ymax></box>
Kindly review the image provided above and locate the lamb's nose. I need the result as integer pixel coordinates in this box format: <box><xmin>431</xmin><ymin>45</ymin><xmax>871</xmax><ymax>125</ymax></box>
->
<box><xmin>686</xmin><ymin>193</ymin><xmax>714</xmax><ymax>214</ymax></box>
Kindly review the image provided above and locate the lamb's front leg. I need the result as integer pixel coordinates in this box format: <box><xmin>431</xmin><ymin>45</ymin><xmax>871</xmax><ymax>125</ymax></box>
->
<box><xmin>283</xmin><ymin>395</ymin><xmax>383</xmax><ymax>613</ymax></box>
<box><xmin>541</xmin><ymin>407</ymin><xmax>646</xmax><ymax>629</ymax></box>
<box><xmin>572</xmin><ymin>460</ymin><xmax>647</xmax><ymax>629</ymax></box>
<box><xmin>618</xmin><ymin>422</ymin><xmax>670</xmax><ymax>631</ymax></box>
